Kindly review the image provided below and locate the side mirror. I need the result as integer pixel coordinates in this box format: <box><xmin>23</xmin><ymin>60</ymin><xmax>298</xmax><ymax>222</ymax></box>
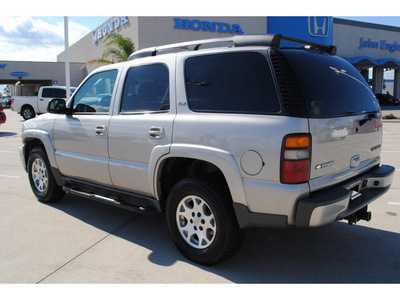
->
<box><xmin>47</xmin><ymin>98</ymin><xmax>69</xmax><ymax>114</ymax></box>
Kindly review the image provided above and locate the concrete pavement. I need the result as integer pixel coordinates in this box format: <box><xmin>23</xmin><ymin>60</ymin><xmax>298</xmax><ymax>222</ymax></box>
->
<box><xmin>0</xmin><ymin>108</ymin><xmax>399</xmax><ymax>284</ymax></box>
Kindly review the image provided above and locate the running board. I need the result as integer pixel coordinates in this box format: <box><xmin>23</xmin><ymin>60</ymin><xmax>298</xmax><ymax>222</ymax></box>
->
<box><xmin>63</xmin><ymin>186</ymin><xmax>154</xmax><ymax>214</ymax></box>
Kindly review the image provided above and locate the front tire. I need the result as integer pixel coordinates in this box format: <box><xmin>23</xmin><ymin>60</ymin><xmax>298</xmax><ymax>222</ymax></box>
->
<box><xmin>21</xmin><ymin>105</ymin><xmax>35</xmax><ymax>120</ymax></box>
<box><xmin>27</xmin><ymin>147</ymin><xmax>65</xmax><ymax>203</ymax></box>
<box><xmin>166</xmin><ymin>178</ymin><xmax>243</xmax><ymax>265</ymax></box>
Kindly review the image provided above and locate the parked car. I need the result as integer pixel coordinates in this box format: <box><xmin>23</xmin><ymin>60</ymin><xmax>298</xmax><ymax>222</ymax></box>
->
<box><xmin>11</xmin><ymin>86</ymin><xmax>76</xmax><ymax>120</ymax></box>
<box><xmin>20</xmin><ymin>34</ymin><xmax>395</xmax><ymax>265</ymax></box>
<box><xmin>0</xmin><ymin>104</ymin><xmax>6</xmax><ymax>125</ymax></box>
<box><xmin>375</xmin><ymin>93</ymin><xmax>400</xmax><ymax>106</ymax></box>
<box><xmin>1</xmin><ymin>98</ymin><xmax>11</xmax><ymax>107</ymax></box>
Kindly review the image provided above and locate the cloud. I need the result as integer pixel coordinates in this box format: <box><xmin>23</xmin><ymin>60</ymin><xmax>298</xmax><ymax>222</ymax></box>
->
<box><xmin>0</xmin><ymin>17</ymin><xmax>90</xmax><ymax>61</ymax></box>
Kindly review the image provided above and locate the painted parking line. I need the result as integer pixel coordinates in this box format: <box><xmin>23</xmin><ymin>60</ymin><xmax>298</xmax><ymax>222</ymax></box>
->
<box><xmin>381</xmin><ymin>150</ymin><xmax>400</xmax><ymax>153</ymax></box>
<box><xmin>0</xmin><ymin>174</ymin><xmax>21</xmax><ymax>179</ymax></box>
<box><xmin>388</xmin><ymin>202</ymin><xmax>400</xmax><ymax>206</ymax></box>
<box><xmin>0</xmin><ymin>150</ymin><xmax>19</xmax><ymax>154</ymax></box>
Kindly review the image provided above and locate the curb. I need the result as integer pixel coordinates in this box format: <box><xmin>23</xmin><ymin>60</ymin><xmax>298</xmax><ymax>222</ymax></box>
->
<box><xmin>383</xmin><ymin>119</ymin><xmax>400</xmax><ymax>123</ymax></box>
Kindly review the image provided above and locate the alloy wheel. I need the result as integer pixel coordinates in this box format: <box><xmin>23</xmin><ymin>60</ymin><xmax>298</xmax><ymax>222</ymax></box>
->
<box><xmin>176</xmin><ymin>195</ymin><xmax>217</xmax><ymax>249</ymax></box>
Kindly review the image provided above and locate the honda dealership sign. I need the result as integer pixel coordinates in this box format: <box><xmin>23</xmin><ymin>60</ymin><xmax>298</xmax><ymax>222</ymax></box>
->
<box><xmin>93</xmin><ymin>17</ymin><xmax>129</xmax><ymax>44</ymax></box>
<box><xmin>308</xmin><ymin>16</ymin><xmax>330</xmax><ymax>38</ymax></box>
<box><xmin>174</xmin><ymin>18</ymin><xmax>244</xmax><ymax>34</ymax></box>
<box><xmin>267</xmin><ymin>16</ymin><xmax>333</xmax><ymax>46</ymax></box>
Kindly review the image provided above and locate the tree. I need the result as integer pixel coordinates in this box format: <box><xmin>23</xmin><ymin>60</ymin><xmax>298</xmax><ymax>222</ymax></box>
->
<box><xmin>82</xmin><ymin>33</ymin><xmax>135</xmax><ymax>69</ymax></box>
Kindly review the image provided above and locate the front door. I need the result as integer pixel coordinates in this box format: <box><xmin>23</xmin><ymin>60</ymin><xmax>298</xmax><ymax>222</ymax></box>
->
<box><xmin>53</xmin><ymin>69</ymin><xmax>119</xmax><ymax>187</ymax></box>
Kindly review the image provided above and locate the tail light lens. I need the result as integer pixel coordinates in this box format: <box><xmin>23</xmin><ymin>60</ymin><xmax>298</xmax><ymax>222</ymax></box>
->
<box><xmin>281</xmin><ymin>134</ymin><xmax>311</xmax><ymax>184</ymax></box>
<box><xmin>11</xmin><ymin>98</ymin><xmax>14</xmax><ymax>104</ymax></box>
<box><xmin>0</xmin><ymin>105</ymin><xmax>3</xmax><ymax>111</ymax></box>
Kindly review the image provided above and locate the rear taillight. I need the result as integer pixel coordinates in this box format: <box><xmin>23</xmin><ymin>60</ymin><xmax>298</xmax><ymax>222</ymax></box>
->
<box><xmin>0</xmin><ymin>105</ymin><xmax>3</xmax><ymax>111</ymax></box>
<box><xmin>281</xmin><ymin>134</ymin><xmax>311</xmax><ymax>184</ymax></box>
<box><xmin>11</xmin><ymin>98</ymin><xmax>14</xmax><ymax>104</ymax></box>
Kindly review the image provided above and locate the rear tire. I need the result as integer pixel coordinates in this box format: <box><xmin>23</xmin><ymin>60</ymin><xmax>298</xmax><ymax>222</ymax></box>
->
<box><xmin>27</xmin><ymin>147</ymin><xmax>65</xmax><ymax>203</ymax></box>
<box><xmin>166</xmin><ymin>178</ymin><xmax>243</xmax><ymax>265</ymax></box>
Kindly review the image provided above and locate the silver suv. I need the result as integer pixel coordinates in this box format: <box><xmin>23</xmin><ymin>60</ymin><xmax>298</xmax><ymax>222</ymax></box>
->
<box><xmin>20</xmin><ymin>35</ymin><xmax>395</xmax><ymax>265</ymax></box>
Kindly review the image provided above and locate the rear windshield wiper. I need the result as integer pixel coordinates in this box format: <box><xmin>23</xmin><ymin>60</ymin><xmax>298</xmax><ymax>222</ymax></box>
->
<box><xmin>359</xmin><ymin>113</ymin><xmax>377</xmax><ymax>126</ymax></box>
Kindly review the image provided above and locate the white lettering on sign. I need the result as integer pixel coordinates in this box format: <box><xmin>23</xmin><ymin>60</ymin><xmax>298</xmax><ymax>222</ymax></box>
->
<box><xmin>93</xmin><ymin>17</ymin><xmax>129</xmax><ymax>44</ymax></box>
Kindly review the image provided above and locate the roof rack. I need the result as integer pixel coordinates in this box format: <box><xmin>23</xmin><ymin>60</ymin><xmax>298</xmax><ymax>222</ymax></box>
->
<box><xmin>127</xmin><ymin>34</ymin><xmax>337</xmax><ymax>61</ymax></box>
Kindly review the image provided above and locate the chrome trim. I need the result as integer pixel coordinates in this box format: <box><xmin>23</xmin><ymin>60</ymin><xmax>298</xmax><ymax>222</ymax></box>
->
<box><xmin>309</xmin><ymin>156</ymin><xmax>380</xmax><ymax>193</ymax></box>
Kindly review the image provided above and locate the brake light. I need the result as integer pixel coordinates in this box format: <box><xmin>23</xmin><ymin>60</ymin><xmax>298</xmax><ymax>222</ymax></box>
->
<box><xmin>0</xmin><ymin>105</ymin><xmax>3</xmax><ymax>111</ymax></box>
<box><xmin>11</xmin><ymin>98</ymin><xmax>14</xmax><ymax>104</ymax></box>
<box><xmin>281</xmin><ymin>134</ymin><xmax>311</xmax><ymax>184</ymax></box>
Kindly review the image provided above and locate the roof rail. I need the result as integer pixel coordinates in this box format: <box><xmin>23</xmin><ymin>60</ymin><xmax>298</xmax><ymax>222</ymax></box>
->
<box><xmin>128</xmin><ymin>34</ymin><xmax>336</xmax><ymax>61</ymax></box>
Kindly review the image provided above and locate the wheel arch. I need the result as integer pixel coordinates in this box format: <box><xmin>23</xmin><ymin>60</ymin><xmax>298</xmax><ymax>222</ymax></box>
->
<box><xmin>22</xmin><ymin>130</ymin><xmax>57</xmax><ymax>170</ymax></box>
<box><xmin>153</xmin><ymin>144</ymin><xmax>246</xmax><ymax>212</ymax></box>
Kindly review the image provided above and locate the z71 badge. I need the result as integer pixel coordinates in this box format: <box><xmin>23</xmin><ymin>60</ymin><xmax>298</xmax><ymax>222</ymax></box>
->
<box><xmin>315</xmin><ymin>160</ymin><xmax>334</xmax><ymax>170</ymax></box>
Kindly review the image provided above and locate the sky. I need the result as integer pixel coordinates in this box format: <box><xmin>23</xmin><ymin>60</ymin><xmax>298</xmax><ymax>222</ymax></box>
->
<box><xmin>2</xmin><ymin>15</ymin><xmax>400</xmax><ymax>63</ymax></box>
<box><xmin>1</xmin><ymin>0</ymin><xmax>400</xmax><ymax>93</ymax></box>
<box><xmin>0</xmin><ymin>16</ymin><xmax>111</xmax><ymax>62</ymax></box>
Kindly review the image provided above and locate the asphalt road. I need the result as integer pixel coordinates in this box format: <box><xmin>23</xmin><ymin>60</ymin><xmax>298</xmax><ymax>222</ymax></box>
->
<box><xmin>0</xmin><ymin>107</ymin><xmax>399</xmax><ymax>284</ymax></box>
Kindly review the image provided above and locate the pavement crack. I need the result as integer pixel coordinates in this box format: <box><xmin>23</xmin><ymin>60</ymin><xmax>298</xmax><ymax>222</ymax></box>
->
<box><xmin>36</xmin><ymin>214</ymin><xmax>139</xmax><ymax>284</ymax></box>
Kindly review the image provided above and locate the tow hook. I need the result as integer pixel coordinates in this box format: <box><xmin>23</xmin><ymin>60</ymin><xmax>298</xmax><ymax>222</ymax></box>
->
<box><xmin>345</xmin><ymin>206</ymin><xmax>372</xmax><ymax>225</ymax></box>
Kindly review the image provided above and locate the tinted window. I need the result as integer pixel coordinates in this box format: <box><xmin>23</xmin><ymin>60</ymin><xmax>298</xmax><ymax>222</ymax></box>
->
<box><xmin>54</xmin><ymin>89</ymin><xmax>67</xmax><ymax>98</ymax></box>
<box><xmin>42</xmin><ymin>88</ymin><xmax>66</xmax><ymax>98</ymax></box>
<box><xmin>120</xmin><ymin>64</ymin><xmax>169</xmax><ymax>113</ymax></box>
<box><xmin>185</xmin><ymin>52</ymin><xmax>281</xmax><ymax>114</ymax></box>
<box><xmin>73</xmin><ymin>69</ymin><xmax>118</xmax><ymax>115</ymax></box>
<box><xmin>282</xmin><ymin>50</ymin><xmax>380</xmax><ymax>117</ymax></box>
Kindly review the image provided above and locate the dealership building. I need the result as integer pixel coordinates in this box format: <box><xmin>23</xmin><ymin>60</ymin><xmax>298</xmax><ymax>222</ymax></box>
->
<box><xmin>2</xmin><ymin>16</ymin><xmax>400</xmax><ymax>98</ymax></box>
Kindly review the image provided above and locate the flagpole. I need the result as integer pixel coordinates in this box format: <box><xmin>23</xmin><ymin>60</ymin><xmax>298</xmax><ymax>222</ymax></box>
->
<box><xmin>64</xmin><ymin>16</ymin><xmax>71</xmax><ymax>100</ymax></box>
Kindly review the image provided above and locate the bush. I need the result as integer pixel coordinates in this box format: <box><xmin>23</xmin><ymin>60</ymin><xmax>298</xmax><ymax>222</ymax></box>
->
<box><xmin>383</xmin><ymin>114</ymin><xmax>398</xmax><ymax>119</ymax></box>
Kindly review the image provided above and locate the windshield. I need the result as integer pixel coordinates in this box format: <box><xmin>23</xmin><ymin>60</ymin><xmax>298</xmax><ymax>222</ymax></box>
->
<box><xmin>282</xmin><ymin>49</ymin><xmax>380</xmax><ymax>117</ymax></box>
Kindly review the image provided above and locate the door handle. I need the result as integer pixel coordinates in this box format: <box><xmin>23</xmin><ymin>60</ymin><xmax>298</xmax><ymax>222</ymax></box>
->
<box><xmin>149</xmin><ymin>126</ymin><xmax>165</xmax><ymax>139</ymax></box>
<box><xmin>95</xmin><ymin>125</ymin><xmax>107</xmax><ymax>136</ymax></box>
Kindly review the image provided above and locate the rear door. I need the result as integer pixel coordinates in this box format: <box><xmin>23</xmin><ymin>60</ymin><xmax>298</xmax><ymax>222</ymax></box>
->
<box><xmin>108</xmin><ymin>58</ymin><xmax>175</xmax><ymax>196</ymax></box>
<box><xmin>281</xmin><ymin>50</ymin><xmax>382</xmax><ymax>189</ymax></box>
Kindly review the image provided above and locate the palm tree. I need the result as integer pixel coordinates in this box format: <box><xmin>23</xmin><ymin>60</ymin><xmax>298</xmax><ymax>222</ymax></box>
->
<box><xmin>82</xmin><ymin>33</ymin><xmax>135</xmax><ymax>69</ymax></box>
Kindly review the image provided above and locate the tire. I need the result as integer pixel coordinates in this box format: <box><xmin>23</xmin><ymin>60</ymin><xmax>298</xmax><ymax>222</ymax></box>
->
<box><xmin>166</xmin><ymin>178</ymin><xmax>243</xmax><ymax>265</ymax></box>
<box><xmin>27</xmin><ymin>147</ymin><xmax>65</xmax><ymax>203</ymax></box>
<box><xmin>21</xmin><ymin>105</ymin><xmax>35</xmax><ymax>120</ymax></box>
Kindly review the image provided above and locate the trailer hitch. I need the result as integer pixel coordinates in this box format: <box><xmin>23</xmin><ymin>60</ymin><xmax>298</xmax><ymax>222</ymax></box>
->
<box><xmin>345</xmin><ymin>206</ymin><xmax>372</xmax><ymax>225</ymax></box>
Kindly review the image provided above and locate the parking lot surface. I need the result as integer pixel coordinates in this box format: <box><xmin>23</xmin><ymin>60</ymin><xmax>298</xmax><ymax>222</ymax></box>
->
<box><xmin>0</xmin><ymin>107</ymin><xmax>399</xmax><ymax>284</ymax></box>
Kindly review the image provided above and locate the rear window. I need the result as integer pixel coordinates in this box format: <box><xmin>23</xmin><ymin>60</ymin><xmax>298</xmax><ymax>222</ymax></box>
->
<box><xmin>184</xmin><ymin>52</ymin><xmax>281</xmax><ymax>114</ymax></box>
<box><xmin>282</xmin><ymin>50</ymin><xmax>379</xmax><ymax>117</ymax></box>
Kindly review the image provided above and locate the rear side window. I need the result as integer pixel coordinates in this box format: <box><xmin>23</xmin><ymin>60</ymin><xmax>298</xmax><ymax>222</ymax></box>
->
<box><xmin>282</xmin><ymin>50</ymin><xmax>380</xmax><ymax>117</ymax></box>
<box><xmin>42</xmin><ymin>88</ymin><xmax>66</xmax><ymax>98</ymax></box>
<box><xmin>120</xmin><ymin>64</ymin><xmax>170</xmax><ymax>113</ymax></box>
<box><xmin>185</xmin><ymin>52</ymin><xmax>281</xmax><ymax>114</ymax></box>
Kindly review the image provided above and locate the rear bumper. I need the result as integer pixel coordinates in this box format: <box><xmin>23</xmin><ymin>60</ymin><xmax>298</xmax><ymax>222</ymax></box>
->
<box><xmin>234</xmin><ymin>164</ymin><xmax>395</xmax><ymax>228</ymax></box>
<box><xmin>296</xmin><ymin>164</ymin><xmax>394</xmax><ymax>227</ymax></box>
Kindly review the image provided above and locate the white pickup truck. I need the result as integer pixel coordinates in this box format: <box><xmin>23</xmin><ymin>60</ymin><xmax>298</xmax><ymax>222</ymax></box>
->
<box><xmin>11</xmin><ymin>86</ymin><xmax>76</xmax><ymax>120</ymax></box>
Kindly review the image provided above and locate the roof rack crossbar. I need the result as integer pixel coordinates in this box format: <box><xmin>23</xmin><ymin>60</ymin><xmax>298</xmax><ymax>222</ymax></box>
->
<box><xmin>128</xmin><ymin>34</ymin><xmax>336</xmax><ymax>61</ymax></box>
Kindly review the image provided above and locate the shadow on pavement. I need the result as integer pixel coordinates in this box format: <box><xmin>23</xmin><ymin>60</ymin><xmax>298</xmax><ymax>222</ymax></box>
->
<box><xmin>48</xmin><ymin>193</ymin><xmax>400</xmax><ymax>283</ymax></box>
<box><xmin>0</xmin><ymin>132</ymin><xmax>18</xmax><ymax>137</ymax></box>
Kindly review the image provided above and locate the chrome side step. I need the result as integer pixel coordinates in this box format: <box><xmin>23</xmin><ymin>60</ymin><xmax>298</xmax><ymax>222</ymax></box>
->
<box><xmin>63</xmin><ymin>186</ymin><xmax>153</xmax><ymax>214</ymax></box>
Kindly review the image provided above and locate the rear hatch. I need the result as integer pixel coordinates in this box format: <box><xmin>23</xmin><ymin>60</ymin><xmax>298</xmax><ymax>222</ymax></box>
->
<box><xmin>280</xmin><ymin>49</ymin><xmax>382</xmax><ymax>190</ymax></box>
